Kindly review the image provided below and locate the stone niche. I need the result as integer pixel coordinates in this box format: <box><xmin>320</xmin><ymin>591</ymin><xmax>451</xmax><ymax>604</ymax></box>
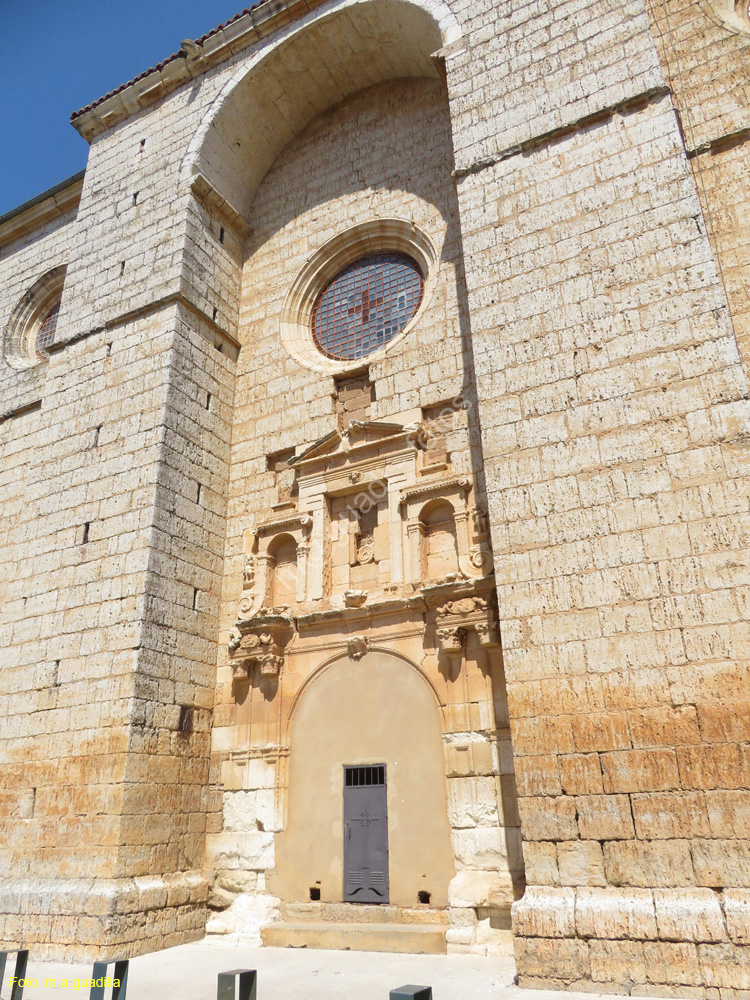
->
<box><xmin>212</xmin><ymin>419</ymin><xmax>523</xmax><ymax>955</ymax></box>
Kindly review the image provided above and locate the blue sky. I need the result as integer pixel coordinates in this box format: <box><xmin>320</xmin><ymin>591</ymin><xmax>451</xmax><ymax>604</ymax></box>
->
<box><xmin>0</xmin><ymin>0</ymin><xmax>257</xmax><ymax>217</ymax></box>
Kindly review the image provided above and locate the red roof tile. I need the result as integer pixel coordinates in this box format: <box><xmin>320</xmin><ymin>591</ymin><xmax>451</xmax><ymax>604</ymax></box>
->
<box><xmin>70</xmin><ymin>2</ymin><xmax>269</xmax><ymax>120</ymax></box>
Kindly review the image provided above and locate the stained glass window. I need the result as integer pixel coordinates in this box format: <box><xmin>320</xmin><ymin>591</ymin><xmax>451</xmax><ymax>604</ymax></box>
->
<box><xmin>312</xmin><ymin>252</ymin><xmax>424</xmax><ymax>360</ymax></box>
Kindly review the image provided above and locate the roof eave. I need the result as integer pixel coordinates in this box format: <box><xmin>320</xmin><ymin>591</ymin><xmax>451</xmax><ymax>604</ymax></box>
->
<box><xmin>70</xmin><ymin>0</ymin><xmax>323</xmax><ymax>143</ymax></box>
<box><xmin>0</xmin><ymin>171</ymin><xmax>85</xmax><ymax>250</ymax></box>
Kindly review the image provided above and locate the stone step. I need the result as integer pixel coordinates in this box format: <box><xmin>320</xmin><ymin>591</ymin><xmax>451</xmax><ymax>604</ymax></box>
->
<box><xmin>261</xmin><ymin>921</ymin><xmax>447</xmax><ymax>954</ymax></box>
<box><xmin>281</xmin><ymin>902</ymin><xmax>449</xmax><ymax>926</ymax></box>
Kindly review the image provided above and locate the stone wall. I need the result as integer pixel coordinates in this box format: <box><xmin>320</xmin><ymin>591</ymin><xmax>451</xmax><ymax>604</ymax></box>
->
<box><xmin>643</xmin><ymin>0</ymin><xmax>750</xmax><ymax>380</ymax></box>
<box><xmin>448</xmin><ymin>0</ymin><xmax>750</xmax><ymax>991</ymax></box>
<box><xmin>205</xmin><ymin>75</ymin><xmax>520</xmax><ymax>954</ymax></box>
<box><xmin>1</xmin><ymin>0</ymin><xmax>750</xmax><ymax>984</ymax></box>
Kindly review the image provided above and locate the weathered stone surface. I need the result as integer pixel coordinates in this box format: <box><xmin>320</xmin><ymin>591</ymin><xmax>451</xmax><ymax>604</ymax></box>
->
<box><xmin>653</xmin><ymin>888</ymin><xmax>727</xmax><ymax>943</ymax></box>
<box><xmin>1</xmin><ymin>0</ymin><xmax>749</xmax><ymax>987</ymax></box>
<box><xmin>589</xmin><ymin>938</ymin><xmax>648</xmax><ymax>986</ymax></box>
<box><xmin>604</xmin><ymin>840</ymin><xmax>696</xmax><ymax>888</ymax></box>
<box><xmin>724</xmin><ymin>889</ymin><xmax>750</xmax><ymax>945</ymax></box>
<box><xmin>643</xmin><ymin>941</ymin><xmax>703</xmax><ymax>987</ymax></box>
<box><xmin>575</xmin><ymin>887</ymin><xmax>658</xmax><ymax>941</ymax></box>
<box><xmin>698</xmin><ymin>942</ymin><xmax>750</xmax><ymax>989</ymax></box>
<box><xmin>557</xmin><ymin>841</ymin><xmax>607</xmax><ymax>887</ymax></box>
<box><xmin>576</xmin><ymin>794</ymin><xmax>635</xmax><ymax>840</ymax></box>
<box><xmin>692</xmin><ymin>840</ymin><xmax>750</xmax><ymax>888</ymax></box>
<box><xmin>511</xmin><ymin>887</ymin><xmax>575</xmax><ymax>939</ymax></box>
<box><xmin>448</xmin><ymin>870</ymin><xmax>514</xmax><ymax>909</ymax></box>
<box><xmin>517</xmin><ymin>796</ymin><xmax>579</xmax><ymax>842</ymax></box>
<box><xmin>514</xmin><ymin>935</ymin><xmax>591</xmax><ymax>982</ymax></box>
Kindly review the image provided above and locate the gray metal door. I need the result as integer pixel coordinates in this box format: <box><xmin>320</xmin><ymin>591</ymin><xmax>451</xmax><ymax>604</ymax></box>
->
<box><xmin>343</xmin><ymin>765</ymin><xmax>389</xmax><ymax>903</ymax></box>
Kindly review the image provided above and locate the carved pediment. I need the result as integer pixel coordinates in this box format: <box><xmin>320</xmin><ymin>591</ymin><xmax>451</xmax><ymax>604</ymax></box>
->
<box><xmin>289</xmin><ymin>420</ymin><xmax>419</xmax><ymax>469</ymax></box>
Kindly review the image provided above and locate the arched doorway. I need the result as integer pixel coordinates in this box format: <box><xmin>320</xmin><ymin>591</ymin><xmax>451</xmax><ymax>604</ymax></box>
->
<box><xmin>270</xmin><ymin>649</ymin><xmax>454</xmax><ymax>908</ymax></box>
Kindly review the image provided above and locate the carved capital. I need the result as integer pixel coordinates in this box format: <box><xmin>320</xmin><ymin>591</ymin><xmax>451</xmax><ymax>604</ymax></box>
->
<box><xmin>434</xmin><ymin>590</ymin><xmax>500</xmax><ymax>650</ymax></box>
<box><xmin>232</xmin><ymin>660</ymin><xmax>252</xmax><ymax>681</ymax></box>
<box><xmin>229</xmin><ymin>613</ymin><xmax>294</xmax><ymax>680</ymax></box>
<box><xmin>436</xmin><ymin>625</ymin><xmax>466</xmax><ymax>653</ymax></box>
<box><xmin>475</xmin><ymin>620</ymin><xmax>499</xmax><ymax>647</ymax></box>
<box><xmin>259</xmin><ymin>654</ymin><xmax>284</xmax><ymax>677</ymax></box>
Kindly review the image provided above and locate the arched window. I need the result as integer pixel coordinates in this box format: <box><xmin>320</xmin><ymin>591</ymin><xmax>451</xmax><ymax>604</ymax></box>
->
<box><xmin>3</xmin><ymin>265</ymin><xmax>66</xmax><ymax>370</ymax></box>
<box><xmin>36</xmin><ymin>301</ymin><xmax>61</xmax><ymax>359</ymax></box>
<box><xmin>267</xmin><ymin>534</ymin><xmax>297</xmax><ymax>606</ymax></box>
<box><xmin>421</xmin><ymin>500</ymin><xmax>458</xmax><ymax>580</ymax></box>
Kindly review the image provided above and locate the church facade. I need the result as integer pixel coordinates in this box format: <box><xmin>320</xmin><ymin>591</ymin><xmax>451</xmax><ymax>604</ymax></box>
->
<box><xmin>1</xmin><ymin>0</ymin><xmax>750</xmax><ymax>992</ymax></box>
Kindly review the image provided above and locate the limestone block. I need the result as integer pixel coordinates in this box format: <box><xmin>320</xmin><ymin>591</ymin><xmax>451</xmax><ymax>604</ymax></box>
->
<box><xmin>643</xmin><ymin>941</ymin><xmax>702</xmax><ymax>986</ymax></box>
<box><xmin>653</xmin><ymin>888</ymin><xmax>727</xmax><ymax>943</ymax></box>
<box><xmin>576</xmin><ymin>793</ymin><xmax>634</xmax><ymax>840</ymax></box>
<box><xmin>522</xmin><ymin>841</ymin><xmax>560</xmax><ymax>886</ymax></box>
<box><xmin>511</xmin><ymin>886</ymin><xmax>575</xmax><ymax>938</ymax></box>
<box><xmin>705</xmin><ymin>789</ymin><xmax>750</xmax><ymax>838</ymax></box>
<box><xmin>603</xmin><ymin>840</ymin><xmax>695</xmax><ymax>887</ymax></box>
<box><xmin>589</xmin><ymin>939</ymin><xmax>647</xmax><ymax>986</ymax></box>
<box><xmin>448</xmin><ymin>870</ymin><xmax>515</xmax><ymax>908</ymax></box>
<box><xmin>132</xmin><ymin>876</ymin><xmax>168</xmax><ymax>911</ymax></box>
<box><xmin>575</xmin><ymin>887</ymin><xmax>658</xmax><ymax>941</ymax></box>
<box><xmin>205</xmin><ymin>831</ymin><xmax>274</xmax><ymax>871</ymax></box>
<box><xmin>723</xmin><ymin>890</ymin><xmax>750</xmax><ymax>945</ymax></box>
<box><xmin>447</xmin><ymin>776</ymin><xmax>500</xmax><ymax>828</ymax></box>
<box><xmin>571</xmin><ymin>711</ymin><xmax>631</xmax><ymax>753</ymax></box>
<box><xmin>560</xmin><ymin>753</ymin><xmax>604</xmax><ymax>794</ymax></box>
<box><xmin>518</xmin><ymin>795</ymin><xmax>578</xmax><ymax>841</ymax></box>
<box><xmin>447</xmin><ymin>906</ymin><xmax>478</xmax><ymax>929</ymax></box>
<box><xmin>692</xmin><ymin>839</ymin><xmax>750</xmax><ymax>888</ymax></box>
<box><xmin>452</xmin><ymin>826</ymin><xmax>511</xmax><ymax>869</ymax></box>
<box><xmin>601</xmin><ymin>749</ymin><xmax>681</xmax><ymax>793</ymax></box>
<box><xmin>223</xmin><ymin>789</ymin><xmax>278</xmax><ymax>833</ymax></box>
<box><xmin>632</xmin><ymin>791</ymin><xmax>711</xmax><ymax>839</ymax></box>
<box><xmin>514</xmin><ymin>935</ymin><xmax>590</xmax><ymax>982</ymax></box>
<box><xmin>557</xmin><ymin>841</ymin><xmax>607</xmax><ymax>887</ymax></box>
<box><xmin>446</xmin><ymin>905</ymin><xmax>477</xmax><ymax>946</ymax></box>
<box><xmin>206</xmin><ymin>891</ymin><xmax>281</xmax><ymax>945</ymax></box>
<box><xmin>514</xmin><ymin>755</ymin><xmax>561</xmax><ymax>796</ymax></box>
<box><xmin>474</xmin><ymin>907</ymin><xmax>514</xmax><ymax>956</ymax></box>
<box><xmin>698</xmin><ymin>943</ymin><xmax>750</xmax><ymax>989</ymax></box>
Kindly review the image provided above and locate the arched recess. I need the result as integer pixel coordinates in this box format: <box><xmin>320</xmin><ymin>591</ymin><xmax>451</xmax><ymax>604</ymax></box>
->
<box><xmin>420</xmin><ymin>498</ymin><xmax>460</xmax><ymax>580</ymax></box>
<box><xmin>182</xmin><ymin>0</ymin><xmax>460</xmax><ymax>219</ymax></box>
<box><xmin>265</xmin><ymin>533</ymin><xmax>297</xmax><ymax>607</ymax></box>
<box><xmin>270</xmin><ymin>647</ymin><xmax>455</xmax><ymax>907</ymax></box>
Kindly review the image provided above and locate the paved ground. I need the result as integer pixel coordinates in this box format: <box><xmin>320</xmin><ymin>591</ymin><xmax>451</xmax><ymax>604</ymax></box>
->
<box><xmin>4</xmin><ymin>941</ymin><xmax>637</xmax><ymax>1000</ymax></box>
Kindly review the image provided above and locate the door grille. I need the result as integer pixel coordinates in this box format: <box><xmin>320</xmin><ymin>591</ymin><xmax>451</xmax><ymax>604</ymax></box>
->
<box><xmin>345</xmin><ymin>765</ymin><xmax>385</xmax><ymax>787</ymax></box>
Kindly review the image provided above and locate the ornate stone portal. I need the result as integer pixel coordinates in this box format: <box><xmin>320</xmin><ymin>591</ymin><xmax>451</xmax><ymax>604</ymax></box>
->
<box><xmin>212</xmin><ymin>418</ymin><xmax>523</xmax><ymax>955</ymax></box>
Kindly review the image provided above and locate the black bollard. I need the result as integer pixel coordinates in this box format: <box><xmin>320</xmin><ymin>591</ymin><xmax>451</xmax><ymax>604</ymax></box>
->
<box><xmin>390</xmin><ymin>987</ymin><xmax>432</xmax><ymax>1000</ymax></box>
<box><xmin>89</xmin><ymin>959</ymin><xmax>129</xmax><ymax>1000</ymax></box>
<box><xmin>0</xmin><ymin>949</ymin><xmax>29</xmax><ymax>1000</ymax></box>
<box><xmin>217</xmin><ymin>968</ymin><xmax>257</xmax><ymax>1000</ymax></box>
